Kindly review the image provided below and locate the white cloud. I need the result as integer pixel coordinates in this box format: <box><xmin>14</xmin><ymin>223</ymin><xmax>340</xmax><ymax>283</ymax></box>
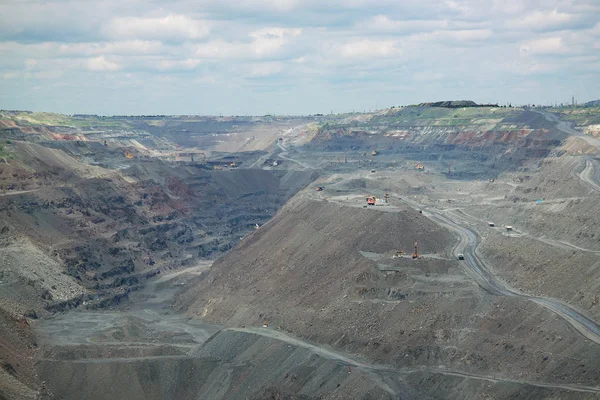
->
<box><xmin>25</xmin><ymin>59</ymin><xmax>38</xmax><ymax>70</ymax></box>
<box><xmin>442</xmin><ymin>29</ymin><xmax>492</xmax><ymax>41</ymax></box>
<box><xmin>250</xmin><ymin>27</ymin><xmax>301</xmax><ymax>57</ymax></box>
<box><xmin>411</xmin><ymin>29</ymin><xmax>492</xmax><ymax>43</ymax></box>
<box><xmin>520</xmin><ymin>37</ymin><xmax>565</xmax><ymax>56</ymax></box>
<box><xmin>233</xmin><ymin>0</ymin><xmax>300</xmax><ymax>12</ymax></box>
<box><xmin>196</xmin><ymin>27</ymin><xmax>301</xmax><ymax>59</ymax></box>
<box><xmin>195</xmin><ymin>39</ymin><xmax>241</xmax><ymax>59</ymax></box>
<box><xmin>86</xmin><ymin>56</ymin><xmax>121</xmax><ymax>72</ymax></box>
<box><xmin>247</xmin><ymin>62</ymin><xmax>283</xmax><ymax>77</ymax></box>
<box><xmin>1</xmin><ymin>0</ymin><xmax>599</xmax><ymax>114</ymax></box>
<box><xmin>156</xmin><ymin>58</ymin><xmax>201</xmax><ymax>71</ymax></box>
<box><xmin>364</xmin><ymin>15</ymin><xmax>449</xmax><ymax>32</ymax></box>
<box><xmin>507</xmin><ymin>9</ymin><xmax>577</xmax><ymax>31</ymax></box>
<box><xmin>59</xmin><ymin>41</ymin><xmax>164</xmax><ymax>56</ymax></box>
<box><xmin>2</xmin><ymin>70</ymin><xmax>63</xmax><ymax>80</ymax></box>
<box><xmin>336</xmin><ymin>39</ymin><xmax>401</xmax><ymax>59</ymax></box>
<box><xmin>105</xmin><ymin>14</ymin><xmax>210</xmax><ymax>41</ymax></box>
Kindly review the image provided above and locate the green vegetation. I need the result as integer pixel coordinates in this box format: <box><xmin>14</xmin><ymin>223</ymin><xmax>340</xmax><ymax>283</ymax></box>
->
<box><xmin>14</xmin><ymin>112</ymin><xmax>74</xmax><ymax>126</ymax></box>
<box><xmin>319</xmin><ymin>106</ymin><xmax>516</xmax><ymax>134</ymax></box>
<box><xmin>548</xmin><ymin>107</ymin><xmax>600</xmax><ymax>127</ymax></box>
<box><xmin>69</xmin><ymin>118</ymin><xmax>133</xmax><ymax>129</ymax></box>
<box><xmin>0</xmin><ymin>111</ymin><xmax>133</xmax><ymax>129</ymax></box>
<box><xmin>0</xmin><ymin>144</ymin><xmax>11</xmax><ymax>159</ymax></box>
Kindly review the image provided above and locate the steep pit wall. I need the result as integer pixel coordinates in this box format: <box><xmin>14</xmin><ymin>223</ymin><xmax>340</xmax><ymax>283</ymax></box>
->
<box><xmin>307</xmin><ymin>110</ymin><xmax>568</xmax><ymax>179</ymax></box>
<box><xmin>37</xmin><ymin>330</ymin><xmax>397</xmax><ymax>400</ymax></box>
<box><xmin>177</xmin><ymin>197</ymin><xmax>600</xmax><ymax>391</ymax></box>
<box><xmin>0</xmin><ymin>150</ymin><xmax>315</xmax><ymax>398</ymax></box>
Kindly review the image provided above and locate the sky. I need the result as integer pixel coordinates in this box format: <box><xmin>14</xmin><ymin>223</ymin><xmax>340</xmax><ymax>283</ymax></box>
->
<box><xmin>0</xmin><ymin>0</ymin><xmax>599</xmax><ymax>115</ymax></box>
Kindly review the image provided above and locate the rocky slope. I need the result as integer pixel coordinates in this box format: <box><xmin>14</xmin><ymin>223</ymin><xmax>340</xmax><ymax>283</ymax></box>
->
<box><xmin>307</xmin><ymin>107</ymin><xmax>566</xmax><ymax>179</ymax></box>
<box><xmin>37</xmin><ymin>329</ymin><xmax>396</xmax><ymax>400</ymax></box>
<box><xmin>177</xmin><ymin>196</ymin><xmax>600</xmax><ymax>397</ymax></box>
<box><xmin>0</xmin><ymin>138</ymin><xmax>315</xmax><ymax>398</ymax></box>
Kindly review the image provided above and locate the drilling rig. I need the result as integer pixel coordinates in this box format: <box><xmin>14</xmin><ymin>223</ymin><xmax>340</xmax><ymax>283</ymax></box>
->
<box><xmin>412</xmin><ymin>241</ymin><xmax>419</xmax><ymax>259</ymax></box>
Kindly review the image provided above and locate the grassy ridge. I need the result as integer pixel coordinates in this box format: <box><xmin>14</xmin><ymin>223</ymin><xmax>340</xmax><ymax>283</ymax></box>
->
<box><xmin>0</xmin><ymin>111</ymin><xmax>133</xmax><ymax>129</ymax></box>
<box><xmin>548</xmin><ymin>107</ymin><xmax>600</xmax><ymax>127</ymax></box>
<box><xmin>322</xmin><ymin>106</ymin><xmax>517</xmax><ymax>133</ymax></box>
<box><xmin>0</xmin><ymin>142</ymin><xmax>12</xmax><ymax>159</ymax></box>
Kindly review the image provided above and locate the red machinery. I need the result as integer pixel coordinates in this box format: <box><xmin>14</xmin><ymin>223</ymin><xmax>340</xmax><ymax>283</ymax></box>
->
<box><xmin>412</xmin><ymin>241</ymin><xmax>419</xmax><ymax>259</ymax></box>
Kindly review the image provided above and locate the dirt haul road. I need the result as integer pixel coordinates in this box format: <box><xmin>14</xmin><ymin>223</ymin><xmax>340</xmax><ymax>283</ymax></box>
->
<box><xmin>523</xmin><ymin>110</ymin><xmax>600</xmax><ymax>191</ymax></box>
<box><xmin>450</xmin><ymin>208</ymin><xmax>600</xmax><ymax>255</ymax></box>
<box><xmin>579</xmin><ymin>159</ymin><xmax>600</xmax><ymax>191</ymax></box>
<box><xmin>248</xmin><ymin>124</ymin><xmax>312</xmax><ymax>170</ymax></box>
<box><xmin>423</xmin><ymin>209</ymin><xmax>600</xmax><ymax>345</ymax></box>
<box><xmin>36</xmin><ymin>257</ymin><xmax>600</xmax><ymax>398</ymax></box>
<box><xmin>267</xmin><ymin>123</ymin><xmax>600</xmax><ymax>346</ymax></box>
<box><xmin>225</xmin><ymin>327</ymin><xmax>600</xmax><ymax>395</ymax></box>
<box><xmin>36</xmin><ymin>262</ymin><xmax>219</xmax><ymax>349</ymax></box>
<box><xmin>535</xmin><ymin>110</ymin><xmax>600</xmax><ymax>150</ymax></box>
<box><xmin>35</xmin><ymin>262</ymin><xmax>406</xmax><ymax>399</ymax></box>
<box><xmin>276</xmin><ymin>126</ymin><xmax>313</xmax><ymax>170</ymax></box>
<box><xmin>315</xmin><ymin>189</ymin><xmax>600</xmax><ymax>347</ymax></box>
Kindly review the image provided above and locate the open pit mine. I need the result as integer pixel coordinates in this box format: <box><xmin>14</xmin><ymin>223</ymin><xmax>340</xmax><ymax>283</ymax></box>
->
<box><xmin>1</xmin><ymin>104</ymin><xmax>600</xmax><ymax>399</ymax></box>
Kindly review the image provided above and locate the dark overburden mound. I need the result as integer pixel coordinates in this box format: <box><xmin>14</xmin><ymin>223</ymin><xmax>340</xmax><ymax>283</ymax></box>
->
<box><xmin>416</xmin><ymin>100</ymin><xmax>499</xmax><ymax>108</ymax></box>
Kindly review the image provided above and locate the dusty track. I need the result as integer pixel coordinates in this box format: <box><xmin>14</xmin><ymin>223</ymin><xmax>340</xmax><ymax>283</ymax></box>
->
<box><xmin>535</xmin><ymin>110</ymin><xmax>600</xmax><ymax>150</ymax></box>
<box><xmin>247</xmin><ymin>124</ymin><xmax>312</xmax><ymax>169</ymax></box>
<box><xmin>228</xmin><ymin>327</ymin><xmax>600</xmax><ymax>395</ymax></box>
<box><xmin>423</xmin><ymin>209</ymin><xmax>600</xmax><ymax>345</ymax></box>
<box><xmin>36</xmin><ymin>255</ymin><xmax>600</xmax><ymax>396</ymax></box>
<box><xmin>1</xmin><ymin>189</ymin><xmax>40</xmax><ymax>196</ymax></box>
<box><xmin>315</xmin><ymin>189</ymin><xmax>600</xmax><ymax>346</ymax></box>
<box><xmin>276</xmin><ymin>126</ymin><xmax>313</xmax><ymax>170</ymax></box>
<box><xmin>533</xmin><ymin>110</ymin><xmax>600</xmax><ymax>192</ymax></box>
<box><xmin>264</xmin><ymin>123</ymin><xmax>600</xmax><ymax>346</ymax></box>
<box><xmin>36</xmin><ymin>262</ymin><xmax>219</xmax><ymax>349</ymax></box>
<box><xmin>451</xmin><ymin>208</ymin><xmax>600</xmax><ymax>255</ymax></box>
<box><xmin>579</xmin><ymin>159</ymin><xmax>600</xmax><ymax>191</ymax></box>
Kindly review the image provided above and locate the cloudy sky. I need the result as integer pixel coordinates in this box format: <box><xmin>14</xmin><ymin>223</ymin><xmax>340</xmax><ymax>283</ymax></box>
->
<box><xmin>1</xmin><ymin>0</ymin><xmax>599</xmax><ymax>115</ymax></box>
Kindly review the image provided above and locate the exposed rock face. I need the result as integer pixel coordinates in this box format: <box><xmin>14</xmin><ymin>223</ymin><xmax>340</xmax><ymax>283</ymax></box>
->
<box><xmin>308</xmin><ymin>108</ymin><xmax>566</xmax><ymax>178</ymax></box>
<box><xmin>178</xmin><ymin>197</ymin><xmax>600</xmax><ymax>395</ymax></box>
<box><xmin>0</xmin><ymin>140</ymin><xmax>316</xmax><ymax>399</ymax></box>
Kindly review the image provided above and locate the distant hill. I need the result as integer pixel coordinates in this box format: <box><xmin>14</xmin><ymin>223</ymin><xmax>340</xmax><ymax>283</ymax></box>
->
<box><xmin>417</xmin><ymin>100</ymin><xmax>499</xmax><ymax>108</ymax></box>
<box><xmin>583</xmin><ymin>99</ymin><xmax>600</xmax><ymax>107</ymax></box>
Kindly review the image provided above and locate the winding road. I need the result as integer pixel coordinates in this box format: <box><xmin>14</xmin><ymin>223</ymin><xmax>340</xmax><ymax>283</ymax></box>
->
<box><xmin>248</xmin><ymin>125</ymin><xmax>312</xmax><ymax>170</ymax></box>
<box><xmin>534</xmin><ymin>110</ymin><xmax>600</xmax><ymax>150</ymax></box>
<box><xmin>450</xmin><ymin>208</ymin><xmax>600</xmax><ymax>255</ymax></box>
<box><xmin>36</xmin><ymin>204</ymin><xmax>600</xmax><ymax>396</ymax></box>
<box><xmin>230</xmin><ymin>326</ymin><xmax>600</xmax><ymax>395</ymax></box>
<box><xmin>534</xmin><ymin>110</ymin><xmax>600</xmax><ymax>191</ymax></box>
<box><xmin>276</xmin><ymin>126</ymin><xmax>313</xmax><ymax>170</ymax></box>
<box><xmin>579</xmin><ymin>159</ymin><xmax>600</xmax><ymax>191</ymax></box>
<box><xmin>278</xmin><ymin>116</ymin><xmax>600</xmax><ymax>347</ymax></box>
<box><xmin>420</xmin><ymin>207</ymin><xmax>600</xmax><ymax>345</ymax></box>
<box><xmin>312</xmin><ymin>185</ymin><xmax>600</xmax><ymax>347</ymax></box>
<box><xmin>244</xmin><ymin>111</ymin><xmax>600</xmax><ymax>393</ymax></box>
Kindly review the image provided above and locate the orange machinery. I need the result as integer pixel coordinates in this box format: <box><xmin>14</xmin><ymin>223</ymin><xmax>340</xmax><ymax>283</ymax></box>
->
<box><xmin>412</xmin><ymin>241</ymin><xmax>419</xmax><ymax>259</ymax></box>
